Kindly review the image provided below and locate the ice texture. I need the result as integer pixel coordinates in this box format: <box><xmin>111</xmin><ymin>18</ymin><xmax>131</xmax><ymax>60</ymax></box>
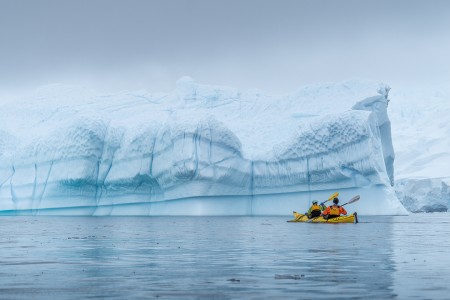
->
<box><xmin>388</xmin><ymin>87</ymin><xmax>450</xmax><ymax>212</ymax></box>
<box><xmin>395</xmin><ymin>178</ymin><xmax>450</xmax><ymax>213</ymax></box>
<box><xmin>0</xmin><ymin>78</ymin><xmax>407</xmax><ymax>215</ymax></box>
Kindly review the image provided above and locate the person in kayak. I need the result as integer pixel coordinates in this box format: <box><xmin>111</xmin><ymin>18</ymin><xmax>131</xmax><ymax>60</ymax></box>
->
<box><xmin>306</xmin><ymin>201</ymin><xmax>325</xmax><ymax>219</ymax></box>
<box><xmin>321</xmin><ymin>197</ymin><xmax>347</xmax><ymax>219</ymax></box>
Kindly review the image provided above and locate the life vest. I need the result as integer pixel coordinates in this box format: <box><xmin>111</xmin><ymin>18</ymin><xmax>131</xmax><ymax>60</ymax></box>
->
<box><xmin>310</xmin><ymin>204</ymin><xmax>321</xmax><ymax>211</ymax></box>
<box><xmin>329</xmin><ymin>205</ymin><xmax>340</xmax><ymax>216</ymax></box>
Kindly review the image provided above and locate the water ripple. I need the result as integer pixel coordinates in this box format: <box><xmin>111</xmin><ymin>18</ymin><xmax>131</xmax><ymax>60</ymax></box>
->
<box><xmin>0</xmin><ymin>214</ymin><xmax>449</xmax><ymax>299</ymax></box>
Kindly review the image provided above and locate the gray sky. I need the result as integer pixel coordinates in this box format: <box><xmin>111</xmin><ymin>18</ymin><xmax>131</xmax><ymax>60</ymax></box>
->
<box><xmin>1</xmin><ymin>0</ymin><xmax>450</xmax><ymax>95</ymax></box>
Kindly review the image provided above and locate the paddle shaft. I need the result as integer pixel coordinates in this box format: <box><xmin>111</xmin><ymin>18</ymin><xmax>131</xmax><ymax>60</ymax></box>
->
<box><xmin>320</xmin><ymin>192</ymin><xmax>339</xmax><ymax>205</ymax></box>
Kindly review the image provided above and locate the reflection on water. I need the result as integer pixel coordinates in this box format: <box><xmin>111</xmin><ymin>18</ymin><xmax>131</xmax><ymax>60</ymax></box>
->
<box><xmin>0</xmin><ymin>214</ymin><xmax>449</xmax><ymax>299</ymax></box>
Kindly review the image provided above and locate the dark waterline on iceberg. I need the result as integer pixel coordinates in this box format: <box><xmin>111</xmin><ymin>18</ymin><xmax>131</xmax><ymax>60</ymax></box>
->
<box><xmin>1</xmin><ymin>214</ymin><xmax>449</xmax><ymax>299</ymax></box>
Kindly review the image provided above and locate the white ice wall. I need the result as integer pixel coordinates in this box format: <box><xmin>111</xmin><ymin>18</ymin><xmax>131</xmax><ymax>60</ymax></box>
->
<box><xmin>0</xmin><ymin>79</ymin><xmax>407</xmax><ymax>215</ymax></box>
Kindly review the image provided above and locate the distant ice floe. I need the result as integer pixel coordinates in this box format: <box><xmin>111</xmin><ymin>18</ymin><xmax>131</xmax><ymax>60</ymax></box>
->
<box><xmin>396</xmin><ymin>178</ymin><xmax>450</xmax><ymax>213</ymax></box>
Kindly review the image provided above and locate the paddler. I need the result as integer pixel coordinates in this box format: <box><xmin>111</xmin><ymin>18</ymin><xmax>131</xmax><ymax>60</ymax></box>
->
<box><xmin>306</xmin><ymin>201</ymin><xmax>325</xmax><ymax>219</ymax></box>
<box><xmin>321</xmin><ymin>197</ymin><xmax>347</xmax><ymax>219</ymax></box>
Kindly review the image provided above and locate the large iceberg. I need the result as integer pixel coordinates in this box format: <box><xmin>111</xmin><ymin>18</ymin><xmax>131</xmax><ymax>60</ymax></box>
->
<box><xmin>0</xmin><ymin>77</ymin><xmax>407</xmax><ymax>215</ymax></box>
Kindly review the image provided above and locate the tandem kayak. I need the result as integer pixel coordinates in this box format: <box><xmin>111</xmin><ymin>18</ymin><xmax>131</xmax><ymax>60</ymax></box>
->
<box><xmin>287</xmin><ymin>211</ymin><xmax>358</xmax><ymax>223</ymax></box>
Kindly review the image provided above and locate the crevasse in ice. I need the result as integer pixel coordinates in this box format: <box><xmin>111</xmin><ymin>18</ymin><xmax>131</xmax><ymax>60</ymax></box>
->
<box><xmin>0</xmin><ymin>78</ymin><xmax>407</xmax><ymax>215</ymax></box>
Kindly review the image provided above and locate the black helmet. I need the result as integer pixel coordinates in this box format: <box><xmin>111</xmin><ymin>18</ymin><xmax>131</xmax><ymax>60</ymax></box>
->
<box><xmin>333</xmin><ymin>197</ymin><xmax>339</xmax><ymax>204</ymax></box>
<box><xmin>312</xmin><ymin>201</ymin><xmax>318</xmax><ymax>204</ymax></box>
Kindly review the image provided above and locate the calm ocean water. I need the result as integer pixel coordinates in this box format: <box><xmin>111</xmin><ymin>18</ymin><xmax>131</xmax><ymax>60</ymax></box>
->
<box><xmin>1</xmin><ymin>213</ymin><xmax>449</xmax><ymax>299</ymax></box>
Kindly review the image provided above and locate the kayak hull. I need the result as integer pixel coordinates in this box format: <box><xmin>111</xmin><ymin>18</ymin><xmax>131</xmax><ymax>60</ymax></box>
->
<box><xmin>287</xmin><ymin>211</ymin><xmax>358</xmax><ymax>223</ymax></box>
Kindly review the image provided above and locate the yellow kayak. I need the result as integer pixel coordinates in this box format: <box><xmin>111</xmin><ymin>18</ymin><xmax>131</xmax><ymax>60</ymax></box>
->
<box><xmin>287</xmin><ymin>211</ymin><xmax>358</xmax><ymax>223</ymax></box>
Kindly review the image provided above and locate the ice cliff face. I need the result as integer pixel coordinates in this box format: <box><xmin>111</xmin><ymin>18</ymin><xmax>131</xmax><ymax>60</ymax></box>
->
<box><xmin>352</xmin><ymin>86</ymin><xmax>395</xmax><ymax>186</ymax></box>
<box><xmin>0</xmin><ymin>78</ymin><xmax>407</xmax><ymax>215</ymax></box>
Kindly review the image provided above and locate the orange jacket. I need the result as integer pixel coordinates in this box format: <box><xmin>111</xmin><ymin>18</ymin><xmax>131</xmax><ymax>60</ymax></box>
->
<box><xmin>322</xmin><ymin>205</ymin><xmax>347</xmax><ymax>216</ymax></box>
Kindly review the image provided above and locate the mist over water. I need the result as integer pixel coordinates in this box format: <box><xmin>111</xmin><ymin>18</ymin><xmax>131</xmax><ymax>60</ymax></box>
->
<box><xmin>1</xmin><ymin>214</ymin><xmax>449</xmax><ymax>299</ymax></box>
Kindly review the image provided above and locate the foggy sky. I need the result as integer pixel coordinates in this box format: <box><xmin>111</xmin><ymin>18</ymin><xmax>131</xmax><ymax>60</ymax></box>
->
<box><xmin>1</xmin><ymin>0</ymin><xmax>449</xmax><ymax>95</ymax></box>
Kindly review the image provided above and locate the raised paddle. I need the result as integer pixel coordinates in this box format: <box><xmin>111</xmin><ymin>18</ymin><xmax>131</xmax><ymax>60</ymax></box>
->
<box><xmin>340</xmin><ymin>195</ymin><xmax>360</xmax><ymax>207</ymax></box>
<box><xmin>321</xmin><ymin>191</ymin><xmax>339</xmax><ymax>205</ymax></box>
<box><xmin>313</xmin><ymin>191</ymin><xmax>340</xmax><ymax>210</ymax></box>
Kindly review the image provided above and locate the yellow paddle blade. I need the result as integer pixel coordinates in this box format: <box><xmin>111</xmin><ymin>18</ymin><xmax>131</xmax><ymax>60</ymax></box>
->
<box><xmin>319</xmin><ymin>192</ymin><xmax>339</xmax><ymax>205</ymax></box>
<box><xmin>328</xmin><ymin>192</ymin><xmax>339</xmax><ymax>201</ymax></box>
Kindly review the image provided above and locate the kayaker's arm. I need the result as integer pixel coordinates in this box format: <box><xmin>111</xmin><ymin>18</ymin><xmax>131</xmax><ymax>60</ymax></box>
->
<box><xmin>321</xmin><ymin>206</ymin><xmax>330</xmax><ymax>216</ymax></box>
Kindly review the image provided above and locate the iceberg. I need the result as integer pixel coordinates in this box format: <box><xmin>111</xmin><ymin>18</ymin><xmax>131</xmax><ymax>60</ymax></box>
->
<box><xmin>388</xmin><ymin>88</ymin><xmax>450</xmax><ymax>212</ymax></box>
<box><xmin>0</xmin><ymin>78</ymin><xmax>407</xmax><ymax>215</ymax></box>
<box><xmin>395</xmin><ymin>178</ymin><xmax>450</xmax><ymax>213</ymax></box>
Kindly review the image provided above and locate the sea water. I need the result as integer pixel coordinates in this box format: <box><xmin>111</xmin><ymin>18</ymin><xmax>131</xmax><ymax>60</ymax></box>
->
<box><xmin>0</xmin><ymin>214</ymin><xmax>449</xmax><ymax>299</ymax></box>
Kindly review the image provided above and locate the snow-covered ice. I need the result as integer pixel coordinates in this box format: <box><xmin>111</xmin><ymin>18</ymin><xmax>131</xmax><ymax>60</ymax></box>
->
<box><xmin>0</xmin><ymin>78</ymin><xmax>412</xmax><ymax>215</ymax></box>
<box><xmin>389</xmin><ymin>87</ymin><xmax>450</xmax><ymax>212</ymax></box>
<box><xmin>395</xmin><ymin>178</ymin><xmax>450</xmax><ymax>213</ymax></box>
